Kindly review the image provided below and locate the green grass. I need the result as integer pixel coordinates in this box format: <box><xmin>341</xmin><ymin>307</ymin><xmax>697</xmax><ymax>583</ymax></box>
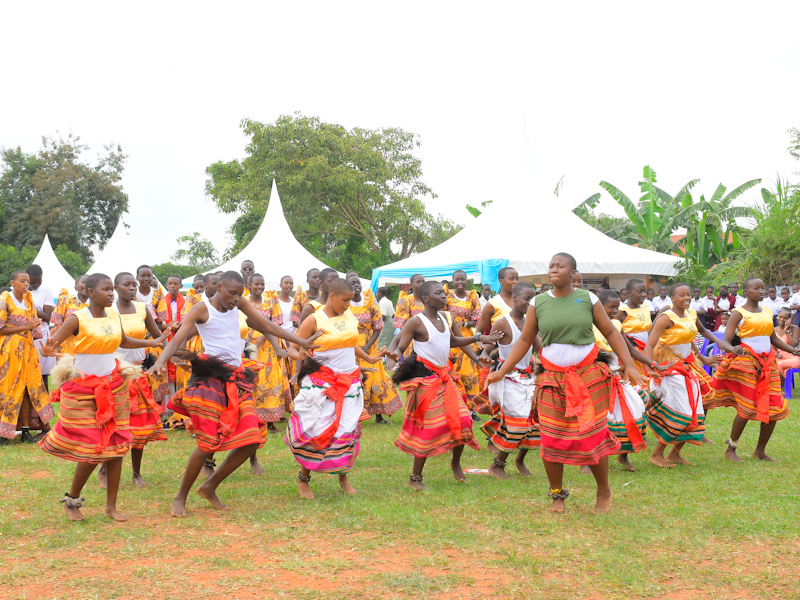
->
<box><xmin>2</xmin><ymin>396</ymin><xmax>800</xmax><ymax>600</ymax></box>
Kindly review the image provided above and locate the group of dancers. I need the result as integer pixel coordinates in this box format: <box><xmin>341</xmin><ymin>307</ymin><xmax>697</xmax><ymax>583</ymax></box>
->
<box><xmin>1</xmin><ymin>253</ymin><xmax>798</xmax><ymax>521</ymax></box>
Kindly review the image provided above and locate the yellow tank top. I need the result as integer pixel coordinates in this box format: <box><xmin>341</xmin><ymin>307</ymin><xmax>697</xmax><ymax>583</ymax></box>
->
<box><xmin>488</xmin><ymin>295</ymin><xmax>512</xmax><ymax>325</ymax></box>
<box><xmin>238</xmin><ymin>311</ymin><xmax>249</xmax><ymax>340</ymax></box>
<box><xmin>593</xmin><ymin>319</ymin><xmax>622</xmax><ymax>353</ymax></box>
<box><xmin>312</xmin><ymin>308</ymin><xmax>359</xmax><ymax>352</ymax></box>
<box><xmin>734</xmin><ymin>306</ymin><xmax>774</xmax><ymax>339</ymax></box>
<box><xmin>622</xmin><ymin>305</ymin><xmax>652</xmax><ymax>334</ymax></box>
<box><xmin>310</xmin><ymin>299</ymin><xmax>323</xmax><ymax>312</ymax></box>
<box><xmin>118</xmin><ymin>302</ymin><xmax>148</xmax><ymax>341</ymax></box>
<box><xmin>73</xmin><ymin>307</ymin><xmax>123</xmax><ymax>354</ymax></box>
<box><xmin>658</xmin><ymin>308</ymin><xmax>698</xmax><ymax>346</ymax></box>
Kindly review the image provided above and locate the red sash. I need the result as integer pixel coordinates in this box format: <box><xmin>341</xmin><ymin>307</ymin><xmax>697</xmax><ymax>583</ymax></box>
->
<box><xmin>129</xmin><ymin>376</ymin><xmax>165</xmax><ymax>416</ymax></box>
<box><xmin>660</xmin><ymin>353</ymin><xmax>701</xmax><ymax>430</ymax></box>
<box><xmin>740</xmin><ymin>343</ymin><xmax>776</xmax><ymax>424</ymax></box>
<box><xmin>412</xmin><ymin>357</ymin><xmax>465</xmax><ymax>443</ymax></box>
<box><xmin>538</xmin><ymin>344</ymin><xmax>601</xmax><ymax>432</ymax></box>
<box><xmin>609</xmin><ymin>374</ymin><xmax>646</xmax><ymax>451</ymax></box>
<box><xmin>308</xmin><ymin>366</ymin><xmax>362</xmax><ymax>449</ymax></box>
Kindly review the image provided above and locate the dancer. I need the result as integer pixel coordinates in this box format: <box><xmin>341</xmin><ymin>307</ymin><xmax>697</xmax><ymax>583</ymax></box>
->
<box><xmin>475</xmin><ymin>267</ymin><xmax>520</xmax><ymax>332</ymax></box>
<box><xmin>644</xmin><ymin>283</ymin><xmax>731</xmax><ymax>467</ymax></box>
<box><xmin>285</xmin><ymin>277</ymin><xmax>388</xmax><ymax>498</ymax></box>
<box><xmin>486</xmin><ymin>253</ymin><xmax>642</xmax><ymax>513</ymax></box>
<box><xmin>298</xmin><ymin>268</ymin><xmax>339</xmax><ymax>324</ymax></box>
<box><xmin>26</xmin><ymin>264</ymin><xmax>55</xmax><ymax>389</ymax></box>
<box><xmin>148</xmin><ymin>271</ymin><xmax>320</xmax><ymax>517</ymax></box>
<box><xmin>345</xmin><ymin>272</ymin><xmax>401</xmax><ymax>422</ymax></box>
<box><xmin>616</xmin><ymin>279</ymin><xmax>653</xmax><ymax>380</ymax></box>
<box><xmin>389</xmin><ymin>274</ymin><xmax>426</xmax><ymax>360</ymax></box>
<box><xmin>290</xmin><ymin>268</ymin><xmax>321</xmax><ymax>326</ymax></box>
<box><xmin>775</xmin><ymin>308</ymin><xmax>800</xmax><ymax>383</ymax></box>
<box><xmin>163</xmin><ymin>274</ymin><xmax>186</xmax><ymax>384</ymax></box>
<box><xmin>275</xmin><ymin>275</ymin><xmax>298</xmax><ymax>399</ymax></box>
<box><xmin>479</xmin><ymin>282</ymin><xmax>538</xmax><ymax>479</ymax></box>
<box><xmin>446</xmin><ymin>270</ymin><xmax>484</xmax><ymax>412</ymax></box>
<box><xmin>51</xmin><ymin>274</ymin><xmax>89</xmax><ymax>355</ymax></box>
<box><xmin>391</xmin><ymin>281</ymin><xmax>501</xmax><ymax>491</ymax></box>
<box><xmin>39</xmin><ymin>273</ymin><xmax>168</xmax><ymax>521</ymax></box>
<box><xmin>706</xmin><ymin>278</ymin><xmax>800</xmax><ymax>462</ymax></box>
<box><xmin>0</xmin><ymin>272</ymin><xmax>52</xmax><ymax>445</ymax></box>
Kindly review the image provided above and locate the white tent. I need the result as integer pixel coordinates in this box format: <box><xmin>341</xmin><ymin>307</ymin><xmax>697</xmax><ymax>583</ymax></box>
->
<box><xmin>89</xmin><ymin>219</ymin><xmax>140</xmax><ymax>280</ymax></box>
<box><xmin>31</xmin><ymin>234</ymin><xmax>76</xmax><ymax>301</ymax></box>
<box><xmin>370</xmin><ymin>195</ymin><xmax>680</xmax><ymax>293</ymax></box>
<box><xmin>184</xmin><ymin>181</ymin><xmax>366</xmax><ymax>291</ymax></box>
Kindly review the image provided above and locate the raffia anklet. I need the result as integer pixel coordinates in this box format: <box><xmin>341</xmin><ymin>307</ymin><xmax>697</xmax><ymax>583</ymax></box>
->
<box><xmin>297</xmin><ymin>471</ymin><xmax>312</xmax><ymax>483</ymax></box>
<box><xmin>409</xmin><ymin>474</ymin><xmax>423</xmax><ymax>483</ymax></box>
<box><xmin>726</xmin><ymin>439</ymin><xmax>738</xmax><ymax>450</ymax></box>
<box><xmin>492</xmin><ymin>457</ymin><xmax>507</xmax><ymax>468</ymax></box>
<box><xmin>549</xmin><ymin>488</ymin><xmax>570</xmax><ymax>500</ymax></box>
<box><xmin>60</xmin><ymin>493</ymin><xmax>86</xmax><ymax>509</ymax></box>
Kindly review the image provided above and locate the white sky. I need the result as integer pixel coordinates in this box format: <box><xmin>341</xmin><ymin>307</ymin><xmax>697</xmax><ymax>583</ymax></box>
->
<box><xmin>1</xmin><ymin>2</ymin><xmax>798</xmax><ymax>266</ymax></box>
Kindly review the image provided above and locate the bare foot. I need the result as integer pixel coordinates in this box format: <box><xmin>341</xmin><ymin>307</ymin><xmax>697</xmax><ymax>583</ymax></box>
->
<box><xmin>666</xmin><ymin>451</ymin><xmax>693</xmax><ymax>466</ymax></box>
<box><xmin>105</xmin><ymin>507</ymin><xmax>128</xmax><ymax>522</ymax></box>
<box><xmin>250</xmin><ymin>456</ymin><xmax>264</xmax><ymax>476</ymax></box>
<box><xmin>724</xmin><ymin>446</ymin><xmax>744</xmax><ymax>463</ymax></box>
<box><xmin>267</xmin><ymin>423</ymin><xmax>277</xmax><ymax>434</ymax></box>
<box><xmin>617</xmin><ymin>455</ymin><xmax>636</xmax><ymax>472</ymax></box>
<box><xmin>170</xmin><ymin>499</ymin><xmax>188</xmax><ymax>518</ymax></box>
<box><xmin>197</xmin><ymin>483</ymin><xmax>229</xmax><ymax>510</ymax></box>
<box><xmin>376</xmin><ymin>415</ymin><xmax>390</xmax><ymax>425</ymax></box>
<box><xmin>97</xmin><ymin>467</ymin><xmax>108</xmax><ymax>489</ymax></box>
<box><xmin>753</xmin><ymin>449</ymin><xmax>778</xmax><ymax>462</ymax></box>
<box><xmin>408</xmin><ymin>478</ymin><xmax>427</xmax><ymax>491</ymax></box>
<box><xmin>450</xmin><ymin>459</ymin><xmax>465</xmax><ymax>482</ymax></box>
<box><xmin>649</xmin><ymin>454</ymin><xmax>675</xmax><ymax>468</ymax></box>
<box><xmin>486</xmin><ymin>441</ymin><xmax>498</xmax><ymax>454</ymax></box>
<box><xmin>132</xmin><ymin>472</ymin><xmax>149</xmax><ymax>488</ymax></box>
<box><xmin>701</xmin><ymin>435</ymin><xmax>716</xmax><ymax>445</ymax></box>
<box><xmin>551</xmin><ymin>498</ymin><xmax>565</xmax><ymax>513</ymax></box>
<box><xmin>201</xmin><ymin>463</ymin><xmax>215</xmax><ymax>479</ymax></box>
<box><xmin>515</xmin><ymin>458</ymin><xmax>532</xmax><ymax>477</ymax></box>
<box><xmin>338</xmin><ymin>475</ymin><xmax>357</xmax><ymax>495</ymax></box>
<box><xmin>298</xmin><ymin>480</ymin><xmax>315</xmax><ymax>500</ymax></box>
<box><xmin>592</xmin><ymin>488</ymin><xmax>613</xmax><ymax>514</ymax></box>
<box><xmin>579</xmin><ymin>465</ymin><xmax>592</xmax><ymax>475</ymax></box>
<box><xmin>488</xmin><ymin>462</ymin><xmax>509</xmax><ymax>480</ymax></box>
<box><xmin>63</xmin><ymin>503</ymin><xmax>84</xmax><ymax>522</ymax></box>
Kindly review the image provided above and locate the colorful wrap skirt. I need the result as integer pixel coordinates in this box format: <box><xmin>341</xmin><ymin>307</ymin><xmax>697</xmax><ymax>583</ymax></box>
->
<box><xmin>39</xmin><ymin>364</ymin><xmax>131</xmax><ymax>463</ymax></box>
<box><xmin>534</xmin><ymin>360</ymin><xmax>621</xmax><ymax>465</ymax></box>
<box><xmin>480</xmin><ymin>369</ymin><xmax>539</xmax><ymax>452</ymax></box>
<box><xmin>395</xmin><ymin>360</ymin><xmax>480</xmax><ymax>458</ymax></box>
<box><xmin>168</xmin><ymin>368</ymin><xmax>267</xmax><ymax>453</ymax></box>
<box><xmin>607</xmin><ymin>378</ymin><xmax>647</xmax><ymax>454</ymax></box>
<box><xmin>707</xmin><ymin>347</ymin><xmax>787</xmax><ymax>424</ymax></box>
<box><xmin>285</xmin><ymin>368</ymin><xmax>367</xmax><ymax>474</ymax></box>
<box><xmin>128</xmin><ymin>375</ymin><xmax>167</xmax><ymax>450</ymax></box>
<box><xmin>646</xmin><ymin>358</ymin><xmax>706</xmax><ymax>445</ymax></box>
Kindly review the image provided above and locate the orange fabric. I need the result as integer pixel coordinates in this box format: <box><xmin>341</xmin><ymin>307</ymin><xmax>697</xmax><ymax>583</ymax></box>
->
<box><xmin>308</xmin><ymin>367</ymin><xmax>361</xmax><ymax>449</ymax></box>
<box><xmin>539</xmin><ymin>344</ymin><xmax>600</xmax><ymax>432</ymax></box>
<box><xmin>661</xmin><ymin>353</ymin><xmax>700</xmax><ymax>430</ymax></box>
<box><xmin>412</xmin><ymin>357</ymin><xmax>466</xmax><ymax>443</ymax></box>
<box><xmin>69</xmin><ymin>363</ymin><xmax>122</xmax><ymax>453</ymax></box>
<box><xmin>740</xmin><ymin>343</ymin><xmax>776</xmax><ymax>424</ymax></box>
<box><xmin>609</xmin><ymin>374</ymin><xmax>646</xmax><ymax>451</ymax></box>
<box><xmin>129</xmin><ymin>377</ymin><xmax>164</xmax><ymax>417</ymax></box>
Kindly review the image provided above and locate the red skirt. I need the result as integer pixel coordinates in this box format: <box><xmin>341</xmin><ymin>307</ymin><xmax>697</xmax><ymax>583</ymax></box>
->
<box><xmin>129</xmin><ymin>377</ymin><xmax>167</xmax><ymax>450</ymax></box>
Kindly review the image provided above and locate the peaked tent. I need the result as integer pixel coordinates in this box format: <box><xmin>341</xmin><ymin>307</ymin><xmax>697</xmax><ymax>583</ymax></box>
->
<box><xmin>370</xmin><ymin>195</ymin><xmax>680</xmax><ymax>293</ymax></box>
<box><xmin>184</xmin><ymin>181</ymin><xmax>365</xmax><ymax>291</ymax></box>
<box><xmin>89</xmin><ymin>220</ymin><xmax>141</xmax><ymax>281</ymax></box>
<box><xmin>31</xmin><ymin>234</ymin><xmax>77</xmax><ymax>300</ymax></box>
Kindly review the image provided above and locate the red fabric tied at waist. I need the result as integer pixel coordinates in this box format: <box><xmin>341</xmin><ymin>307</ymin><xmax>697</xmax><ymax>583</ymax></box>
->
<box><xmin>129</xmin><ymin>377</ymin><xmax>164</xmax><ymax>416</ymax></box>
<box><xmin>539</xmin><ymin>344</ymin><xmax>601</xmax><ymax>433</ymax></box>
<box><xmin>308</xmin><ymin>366</ymin><xmax>362</xmax><ymax>449</ymax></box>
<box><xmin>65</xmin><ymin>361</ymin><xmax>124</xmax><ymax>453</ymax></box>
<box><xmin>219</xmin><ymin>364</ymin><xmax>247</xmax><ymax>439</ymax></box>
<box><xmin>609</xmin><ymin>374</ymin><xmax>646</xmax><ymax>451</ymax></box>
<box><xmin>740</xmin><ymin>343</ymin><xmax>776</xmax><ymax>424</ymax></box>
<box><xmin>413</xmin><ymin>357</ymin><xmax>465</xmax><ymax>443</ymax></box>
<box><xmin>661</xmin><ymin>352</ymin><xmax>700</xmax><ymax>430</ymax></box>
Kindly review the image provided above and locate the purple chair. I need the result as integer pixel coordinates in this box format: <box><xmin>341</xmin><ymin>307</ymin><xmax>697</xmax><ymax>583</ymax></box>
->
<box><xmin>785</xmin><ymin>369</ymin><xmax>800</xmax><ymax>400</ymax></box>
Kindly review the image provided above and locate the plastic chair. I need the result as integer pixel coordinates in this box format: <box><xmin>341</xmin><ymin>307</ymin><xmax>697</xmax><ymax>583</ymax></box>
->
<box><xmin>702</xmin><ymin>343</ymin><xmax>723</xmax><ymax>375</ymax></box>
<box><xmin>785</xmin><ymin>369</ymin><xmax>800</xmax><ymax>400</ymax></box>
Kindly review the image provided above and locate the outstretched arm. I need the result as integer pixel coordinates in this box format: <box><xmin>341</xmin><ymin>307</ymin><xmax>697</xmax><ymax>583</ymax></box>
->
<box><xmin>474</xmin><ymin>303</ymin><xmax>495</xmax><ymax>335</ymax></box>
<box><xmin>593</xmin><ymin>302</ymin><xmax>643</xmax><ymax>385</ymax></box>
<box><xmin>239</xmin><ymin>298</ymin><xmax>320</xmax><ymax>349</ymax></box>
<box><xmin>486</xmin><ymin>305</ymin><xmax>539</xmax><ymax>384</ymax></box>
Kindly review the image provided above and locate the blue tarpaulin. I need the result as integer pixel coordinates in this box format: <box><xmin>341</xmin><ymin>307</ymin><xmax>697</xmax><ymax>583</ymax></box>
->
<box><xmin>370</xmin><ymin>259</ymin><xmax>509</xmax><ymax>294</ymax></box>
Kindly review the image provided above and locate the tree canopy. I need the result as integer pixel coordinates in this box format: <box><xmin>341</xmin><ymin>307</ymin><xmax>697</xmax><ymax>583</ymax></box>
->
<box><xmin>205</xmin><ymin>114</ymin><xmax>460</xmax><ymax>275</ymax></box>
<box><xmin>171</xmin><ymin>232</ymin><xmax>219</xmax><ymax>270</ymax></box>
<box><xmin>0</xmin><ymin>134</ymin><xmax>129</xmax><ymax>262</ymax></box>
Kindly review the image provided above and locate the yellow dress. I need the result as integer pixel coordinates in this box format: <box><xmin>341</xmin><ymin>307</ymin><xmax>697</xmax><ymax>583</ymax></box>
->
<box><xmin>621</xmin><ymin>304</ymin><xmax>653</xmax><ymax>379</ymax></box>
<box><xmin>247</xmin><ymin>296</ymin><xmax>291</xmax><ymax>422</ymax></box>
<box><xmin>51</xmin><ymin>294</ymin><xmax>88</xmax><ymax>355</ymax></box>
<box><xmin>350</xmin><ymin>291</ymin><xmax>401</xmax><ymax>416</ymax></box>
<box><xmin>488</xmin><ymin>295</ymin><xmax>512</xmax><ymax>325</ymax></box>
<box><xmin>446</xmin><ymin>289</ymin><xmax>482</xmax><ymax>401</ymax></box>
<box><xmin>393</xmin><ymin>293</ymin><xmax>424</xmax><ymax>359</ymax></box>
<box><xmin>0</xmin><ymin>291</ymin><xmax>52</xmax><ymax>438</ymax></box>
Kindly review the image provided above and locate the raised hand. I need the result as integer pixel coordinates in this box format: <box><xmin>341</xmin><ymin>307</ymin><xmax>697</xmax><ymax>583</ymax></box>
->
<box><xmin>274</xmin><ymin>346</ymin><xmax>289</xmax><ymax>359</ymax></box>
<box><xmin>300</xmin><ymin>329</ymin><xmax>325</xmax><ymax>349</ymax></box>
<box><xmin>41</xmin><ymin>337</ymin><xmax>60</xmax><ymax>357</ymax></box>
<box><xmin>480</xmin><ymin>331</ymin><xmax>504</xmax><ymax>344</ymax></box>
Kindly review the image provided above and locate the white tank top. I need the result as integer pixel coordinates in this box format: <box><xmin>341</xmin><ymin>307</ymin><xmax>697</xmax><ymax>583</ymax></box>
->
<box><xmin>414</xmin><ymin>312</ymin><xmax>451</xmax><ymax>367</ymax></box>
<box><xmin>499</xmin><ymin>314</ymin><xmax>531</xmax><ymax>370</ymax></box>
<box><xmin>279</xmin><ymin>298</ymin><xmax>294</xmax><ymax>332</ymax></box>
<box><xmin>196</xmin><ymin>296</ymin><xmax>243</xmax><ymax>367</ymax></box>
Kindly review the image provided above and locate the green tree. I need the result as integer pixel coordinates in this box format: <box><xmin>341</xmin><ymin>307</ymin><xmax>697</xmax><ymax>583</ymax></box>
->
<box><xmin>572</xmin><ymin>193</ymin><xmax>631</xmax><ymax>237</ymax></box>
<box><xmin>0</xmin><ymin>245</ymin><xmax>37</xmax><ymax>287</ymax></box>
<box><xmin>171</xmin><ymin>232</ymin><xmax>219</xmax><ymax>270</ymax></box>
<box><xmin>151</xmin><ymin>263</ymin><xmax>199</xmax><ymax>286</ymax></box>
<box><xmin>466</xmin><ymin>200</ymin><xmax>492</xmax><ymax>218</ymax></box>
<box><xmin>0</xmin><ymin>134</ymin><xmax>129</xmax><ymax>262</ymax></box>
<box><xmin>205</xmin><ymin>113</ymin><xmax>460</xmax><ymax>266</ymax></box>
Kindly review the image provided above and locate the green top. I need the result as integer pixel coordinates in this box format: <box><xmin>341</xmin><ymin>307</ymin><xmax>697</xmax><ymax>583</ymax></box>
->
<box><xmin>534</xmin><ymin>289</ymin><xmax>596</xmax><ymax>347</ymax></box>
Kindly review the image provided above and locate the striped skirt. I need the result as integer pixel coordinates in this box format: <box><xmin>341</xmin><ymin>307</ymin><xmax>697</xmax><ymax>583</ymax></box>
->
<box><xmin>39</xmin><ymin>376</ymin><xmax>131</xmax><ymax>464</ymax></box>
<box><xmin>535</xmin><ymin>362</ymin><xmax>621</xmax><ymax>465</ymax></box>
<box><xmin>646</xmin><ymin>371</ymin><xmax>705</xmax><ymax>445</ymax></box>
<box><xmin>129</xmin><ymin>376</ymin><xmax>167</xmax><ymax>450</ymax></box>
<box><xmin>481</xmin><ymin>373</ymin><xmax>539</xmax><ymax>452</ymax></box>
<box><xmin>706</xmin><ymin>352</ymin><xmax>787</xmax><ymax>422</ymax></box>
<box><xmin>607</xmin><ymin>382</ymin><xmax>647</xmax><ymax>454</ymax></box>
<box><xmin>285</xmin><ymin>378</ymin><xmax>367</xmax><ymax>474</ymax></box>
<box><xmin>395</xmin><ymin>374</ymin><xmax>480</xmax><ymax>458</ymax></box>
<box><xmin>168</xmin><ymin>377</ymin><xmax>267</xmax><ymax>453</ymax></box>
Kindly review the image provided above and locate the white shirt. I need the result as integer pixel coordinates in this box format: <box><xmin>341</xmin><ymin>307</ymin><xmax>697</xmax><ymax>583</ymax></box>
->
<box><xmin>30</xmin><ymin>286</ymin><xmax>54</xmax><ymax>337</ymax></box>
<box><xmin>643</xmin><ymin>299</ymin><xmax>654</xmax><ymax>312</ymax></box>
<box><xmin>652</xmin><ymin>296</ymin><xmax>672</xmax><ymax>312</ymax></box>
<box><xmin>690</xmin><ymin>297</ymin><xmax>714</xmax><ymax>313</ymax></box>
<box><xmin>732</xmin><ymin>295</ymin><xmax>746</xmax><ymax>308</ymax></box>
<box><xmin>378</xmin><ymin>297</ymin><xmax>395</xmax><ymax>319</ymax></box>
<box><xmin>760</xmin><ymin>297</ymin><xmax>784</xmax><ymax>315</ymax></box>
<box><xmin>791</xmin><ymin>292</ymin><xmax>800</xmax><ymax>312</ymax></box>
<box><xmin>278</xmin><ymin>298</ymin><xmax>294</xmax><ymax>332</ymax></box>
<box><xmin>479</xmin><ymin>296</ymin><xmax>489</xmax><ymax>310</ymax></box>
<box><xmin>195</xmin><ymin>297</ymin><xmax>243</xmax><ymax>367</ymax></box>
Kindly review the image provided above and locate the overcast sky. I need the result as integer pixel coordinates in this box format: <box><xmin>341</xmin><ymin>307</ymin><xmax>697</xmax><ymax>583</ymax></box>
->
<box><xmin>2</xmin><ymin>2</ymin><xmax>798</xmax><ymax>266</ymax></box>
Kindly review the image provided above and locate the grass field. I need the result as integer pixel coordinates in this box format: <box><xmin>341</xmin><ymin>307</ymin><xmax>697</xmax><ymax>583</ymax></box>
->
<box><xmin>2</xmin><ymin>396</ymin><xmax>800</xmax><ymax>600</ymax></box>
